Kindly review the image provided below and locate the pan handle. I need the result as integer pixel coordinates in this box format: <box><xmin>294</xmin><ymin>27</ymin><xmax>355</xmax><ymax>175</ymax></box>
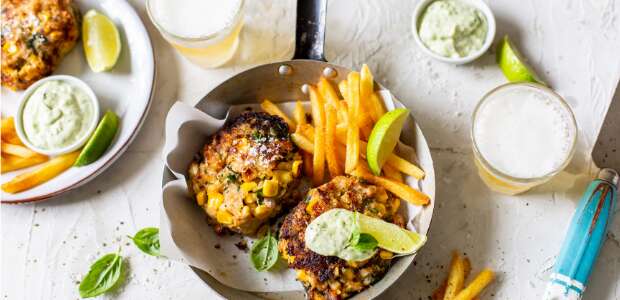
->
<box><xmin>293</xmin><ymin>0</ymin><xmax>327</xmax><ymax>61</ymax></box>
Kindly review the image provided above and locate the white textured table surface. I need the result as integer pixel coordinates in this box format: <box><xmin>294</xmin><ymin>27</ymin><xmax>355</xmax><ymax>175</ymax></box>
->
<box><xmin>2</xmin><ymin>0</ymin><xmax>620</xmax><ymax>299</ymax></box>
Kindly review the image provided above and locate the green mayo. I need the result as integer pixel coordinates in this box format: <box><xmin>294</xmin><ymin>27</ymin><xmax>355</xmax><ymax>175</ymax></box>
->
<box><xmin>304</xmin><ymin>209</ymin><xmax>376</xmax><ymax>262</ymax></box>
<box><xmin>418</xmin><ymin>0</ymin><xmax>487</xmax><ymax>58</ymax></box>
<box><xmin>22</xmin><ymin>80</ymin><xmax>94</xmax><ymax>150</ymax></box>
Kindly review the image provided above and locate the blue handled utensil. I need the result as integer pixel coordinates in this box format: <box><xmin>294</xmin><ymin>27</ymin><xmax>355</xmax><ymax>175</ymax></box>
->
<box><xmin>544</xmin><ymin>82</ymin><xmax>620</xmax><ymax>300</ymax></box>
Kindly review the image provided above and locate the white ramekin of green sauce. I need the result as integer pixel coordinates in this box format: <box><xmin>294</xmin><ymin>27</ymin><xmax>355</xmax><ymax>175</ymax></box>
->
<box><xmin>412</xmin><ymin>0</ymin><xmax>496</xmax><ymax>64</ymax></box>
<box><xmin>15</xmin><ymin>75</ymin><xmax>100</xmax><ymax>156</ymax></box>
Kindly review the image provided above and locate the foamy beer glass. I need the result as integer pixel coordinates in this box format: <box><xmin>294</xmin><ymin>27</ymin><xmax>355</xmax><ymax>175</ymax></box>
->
<box><xmin>147</xmin><ymin>0</ymin><xmax>245</xmax><ymax>68</ymax></box>
<box><xmin>471</xmin><ymin>83</ymin><xmax>577</xmax><ymax>195</ymax></box>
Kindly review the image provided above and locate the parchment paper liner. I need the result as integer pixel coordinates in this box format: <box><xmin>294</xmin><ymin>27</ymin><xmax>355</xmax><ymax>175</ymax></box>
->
<box><xmin>159</xmin><ymin>91</ymin><xmax>435</xmax><ymax>295</ymax></box>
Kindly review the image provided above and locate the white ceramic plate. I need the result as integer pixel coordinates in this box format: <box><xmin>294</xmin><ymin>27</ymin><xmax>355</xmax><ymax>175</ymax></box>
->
<box><xmin>1</xmin><ymin>0</ymin><xmax>154</xmax><ymax>203</ymax></box>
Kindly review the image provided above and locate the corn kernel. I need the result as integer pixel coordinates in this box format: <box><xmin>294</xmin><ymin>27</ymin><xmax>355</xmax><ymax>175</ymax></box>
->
<box><xmin>306</xmin><ymin>197</ymin><xmax>318</xmax><ymax>214</ymax></box>
<box><xmin>262</xmin><ymin>179</ymin><xmax>279</xmax><ymax>197</ymax></box>
<box><xmin>196</xmin><ymin>191</ymin><xmax>206</xmax><ymax>206</ymax></box>
<box><xmin>207</xmin><ymin>192</ymin><xmax>224</xmax><ymax>216</ymax></box>
<box><xmin>292</xmin><ymin>160</ymin><xmax>303</xmax><ymax>177</ymax></box>
<box><xmin>241</xmin><ymin>206</ymin><xmax>251</xmax><ymax>218</ymax></box>
<box><xmin>343</xmin><ymin>268</ymin><xmax>355</xmax><ymax>280</ymax></box>
<box><xmin>244</xmin><ymin>193</ymin><xmax>257</xmax><ymax>204</ymax></box>
<box><xmin>241</xmin><ymin>181</ymin><xmax>257</xmax><ymax>193</ymax></box>
<box><xmin>253</xmin><ymin>205</ymin><xmax>271</xmax><ymax>218</ymax></box>
<box><xmin>207</xmin><ymin>185</ymin><xmax>220</xmax><ymax>198</ymax></box>
<box><xmin>297</xmin><ymin>270</ymin><xmax>309</xmax><ymax>281</ymax></box>
<box><xmin>379</xmin><ymin>250</ymin><xmax>393</xmax><ymax>260</ymax></box>
<box><xmin>216</xmin><ymin>209</ymin><xmax>233</xmax><ymax>224</ymax></box>
<box><xmin>274</xmin><ymin>170</ymin><xmax>293</xmax><ymax>184</ymax></box>
<box><xmin>375</xmin><ymin>203</ymin><xmax>387</xmax><ymax>215</ymax></box>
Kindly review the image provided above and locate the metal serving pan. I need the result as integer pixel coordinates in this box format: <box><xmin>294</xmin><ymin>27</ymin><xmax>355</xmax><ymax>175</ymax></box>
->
<box><xmin>161</xmin><ymin>0</ymin><xmax>435</xmax><ymax>298</ymax></box>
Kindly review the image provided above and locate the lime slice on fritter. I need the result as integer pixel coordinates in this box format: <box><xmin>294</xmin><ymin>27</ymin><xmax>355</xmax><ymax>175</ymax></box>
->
<box><xmin>82</xmin><ymin>10</ymin><xmax>121</xmax><ymax>72</ymax></box>
<box><xmin>496</xmin><ymin>35</ymin><xmax>544</xmax><ymax>84</ymax></box>
<box><xmin>75</xmin><ymin>111</ymin><xmax>119</xmax><ymax>166</ymax></box>
<box><xmin>357</xmin><ymin>213</ymin><xmax>426</xmax><ymax>254</ymax></box>
<box><xmin>367</xmin><ymin>108</ymin><xmax>410</xmax><ymax>175</ymax></box>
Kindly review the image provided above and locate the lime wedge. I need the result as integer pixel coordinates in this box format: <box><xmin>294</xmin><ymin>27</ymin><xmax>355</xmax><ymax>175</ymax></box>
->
<box><xmin>367</xmin><ymin>108</ymin><xmax>409</xmax><ymax>175</ymax></box>
<box><xmin>75</xmin><ymin>111</ymin><xmax>120</xmax><ymax>166</ymax></box>
<box><xmin>496</xmin><ymin>35</ymin><xmax>544</xmax><ymax>84</ymax></box>
<box><xmin>357</xmin><ymin>213</ymin><xmax>426</xmax><ymax>254</ymax></box>
<box><xmin>82</xmin><ymin>10</ymin><xmax>121</xmax><ymax>72</ymax></box>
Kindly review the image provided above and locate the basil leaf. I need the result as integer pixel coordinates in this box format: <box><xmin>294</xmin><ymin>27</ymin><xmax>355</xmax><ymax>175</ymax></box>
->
<box><xmin>352</xmin><ymin>233</ymin><xmax>378</xmax><ymax>251</ymax></box>
<box><xmin>78</xmin><ymin>251</ymin><xmax>124</xmax><ymax>298</ymax></box>
<box><xmin>250</xmin><ymin>230</ymin><xmax>279</xmax><ymax>271</ymax></box>
<box><xmin>129</xmin><ymin>227</ymin><xmax>160</xmax><ymax>256</ymax></box>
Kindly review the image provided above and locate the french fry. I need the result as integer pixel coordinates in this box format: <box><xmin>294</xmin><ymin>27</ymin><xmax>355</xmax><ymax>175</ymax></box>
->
<box><xmin>383</xmin><ymin>163</ymin><xmax>403</xmax><ymax>183</ymax></box>
<box><xmin>1</xmin><ymin>117</ymin><xmax>23</xmax><ymax>145</ymax></box>
<box><xmin>291</xmin><ymin>133</ymin><xmax>314</xmax><ymax>153</ymax></box>
<box><xmin>1</xmin><ymin>151</ymin><xmax>79</xmax><ymax>193</ymax></box>
<box><xmin>338</xmin><ymin>80</ymin><xmax>348</xmax><ymax>101</ymax></box>
<box><xmin>385</xmin><ymin>154</ymin><xmax>425</xmax><ymax>180</ymax></box>
<box><xmin>293</xmin><ymin>100</ymin><xmax>306</xmax><ymax>130</ymax></box>
<box><xmin>325</xmin><ymin>105</ymin><xmax>342</xmax><ymax>177</ymax></box>
<box><xmin>434</xmin><ymin>256</ymin><xmax>474</xmax><ymax>300</ymax></box>
<box><xmin>358</xmin><ymin>65</ymin><xmax>375</xmax><ymax>139</ymax></box>
<box><xmin>299</xmin><ymin>124</ymin><xmax>315</xmax><ymax>141</ymax></box>
<box><xmin>261</xmin><ymin>99</ymin><xmax>295</xmax><ymax>131</ymax></box>
<box><xmin>453</xmin><ymin>269</ymin><xmax>495</xmax><ymax>300</ymax></box>
<box><xmin>370</xmin><ymin>92</ymin><xmax>387</xmax><ymax>122</ymax></box>
<box><xmin>1</xmin><ymin>154</ymin><xmax>49</xmax><ymax>173</ymax></box>
<box><xmin>334</xmin><ymin>100</ymin><xmax>348</xmax><ymax>126</ymax></box>
<box><xmin>444</xmin><ymin>252</ymin><xmax>469</xmax><ymax>300</ymax></box>
<box><xmin>309</xmin><ymin>86</ymin><xmax>326</xmax><ymax>186</ymax></box>
<box><xmin>345</xmin><ymin>72</ymin><xmax>361</xmax><ymax>174</ymax></box>
<box><xmin>302</xmin><ymin>152</ymin><xmax>313</xmax><ymax>177</ymax></box>
<box><xmin>352</xmin><ymin>164</ymin><xmax>430</xmax><ymax>205</ymax></box>
<box><xmin>1</xmin><ymin>142</ymin><xmax>39</xmax><ymax>158</ymax></box>
<box><xmin>318</xmin><ymin>77</ymin><xmax>340</xmax><ymax>107</ymax></box>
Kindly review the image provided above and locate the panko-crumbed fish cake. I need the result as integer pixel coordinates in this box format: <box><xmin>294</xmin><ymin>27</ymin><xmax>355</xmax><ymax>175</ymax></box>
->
<box><xmin>187</xmin><ymin>112</ymin><xmax>303</xmax><ymax>236</ymax></box>
<box><xmin>1</xmin><ymin>0</ymin><xmax>80</xmax><ymax>90</ymax></box>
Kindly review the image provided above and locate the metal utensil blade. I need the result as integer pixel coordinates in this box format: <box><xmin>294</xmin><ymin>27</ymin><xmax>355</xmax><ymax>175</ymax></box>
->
<box><xmin>592</xmin><ymin>80</ymin><xmax>620</xmax><ymax>171</ymax></box>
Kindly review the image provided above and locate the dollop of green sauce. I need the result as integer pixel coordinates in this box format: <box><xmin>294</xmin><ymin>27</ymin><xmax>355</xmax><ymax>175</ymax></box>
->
<box><xmin>305</xmin><ymin>209</ymin><xmax>376</xmax><ymax>262</ymax></box>
<box><xmin>418</xmin><ymin>0</ymin><xmax>487</xmax><ymax>58</ymax></box>
<box><xmin>22</xmin><ymin>80</ymin><xmax>94</xmax><ymax>150</ymax></box>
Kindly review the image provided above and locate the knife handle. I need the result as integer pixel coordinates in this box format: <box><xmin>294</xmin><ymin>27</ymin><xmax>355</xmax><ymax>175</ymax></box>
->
<box><xmin>544</xmin><ymin>169</ymin><xmax>618</xmax><ymax>300</ymax></box>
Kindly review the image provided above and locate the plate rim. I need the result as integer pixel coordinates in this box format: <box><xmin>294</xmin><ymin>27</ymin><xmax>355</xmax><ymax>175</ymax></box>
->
<box><xmin>1</xmin><ymin>0</ymin><xmax>156</xmax><ymax>204</ymax></box>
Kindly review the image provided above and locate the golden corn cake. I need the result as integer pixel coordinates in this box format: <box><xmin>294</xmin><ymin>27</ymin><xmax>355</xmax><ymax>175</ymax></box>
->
<box><xmin>188</xmin><ymin>112</ymin><xmax>303</xmax><ymax>236</ymax></box>
<box><xmin>279</xmin><ymin>176</ymin><xmax>406</xmax><ymax>300</ymax></box>
<box><xmin>1</xmin><ymin>0</ymin><xmax>80</xmax><ymax>90</ymax></box>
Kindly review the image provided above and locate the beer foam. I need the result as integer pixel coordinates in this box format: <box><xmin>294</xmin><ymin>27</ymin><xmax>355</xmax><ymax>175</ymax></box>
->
<box><xmin>473</xmin><ymin>85</ymin><xmax>576</xmax><ymax>179</ymax></box>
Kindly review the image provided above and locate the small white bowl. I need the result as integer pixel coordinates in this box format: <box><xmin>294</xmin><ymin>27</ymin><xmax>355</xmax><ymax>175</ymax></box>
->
<box><xmin>412</xmin><ymin>0</ymin><xmax>496</xmax><ymax>64</ymax></box>
<box><xmin>15</xmin><ymin>75</ymin><xmax>100</xmax><ymax>156</ymax></box>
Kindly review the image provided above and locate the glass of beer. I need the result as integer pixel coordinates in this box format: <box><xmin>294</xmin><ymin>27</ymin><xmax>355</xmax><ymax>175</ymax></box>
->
<box><xmin>471</xmin><ymin>82</ymin><xmax>577</xmax><ymax>195</ymax></box>
<box><xmin>146</xmin><ymin>0</ymin><xmax>245</xmax><ymax>68</ymax></box>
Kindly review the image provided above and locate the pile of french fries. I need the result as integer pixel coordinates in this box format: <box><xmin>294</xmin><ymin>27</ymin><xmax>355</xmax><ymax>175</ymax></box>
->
<box><xmin>260</xmin><ymin>64</ymin><xmax>430</xmax><ymax>206</ymax></box>
<box><xmin>1</xmin><ymin>117</ymin><xmax>79</xmax><ymax>193</ymax></box>
<box><xmin>433</xmin><ymin>252</ymin><xmax>495</xmax><ymax>300</ymax></box>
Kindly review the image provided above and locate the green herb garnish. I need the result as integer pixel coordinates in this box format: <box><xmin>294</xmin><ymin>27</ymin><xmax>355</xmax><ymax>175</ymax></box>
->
<box><xmin>226</xmin><ymin>173</ymin><xmax>238</xmax><ymax>183</ymax></box>
<box><xmin>352</xmin><ymin>233</ymin><xmax>378</xmax><ymax>251</ymax></box>
<box><xmin>250</xmin><ymin>230</ymin><xmax>279</xmax><ymax>271</ymax></box>
<box><xmin>78</xmin><ymin>250</ymin><xmax>124</xmax><ymax>298</ymax></box>
<box><xmin>128</xmin><ymin>227</ymin><xmax>160</xmax><ymax>256</ymax></box>
<box><xmin>256</xmin><ymin>189</ymin><xmax>264</xmax><ymax>205</ymax></box>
